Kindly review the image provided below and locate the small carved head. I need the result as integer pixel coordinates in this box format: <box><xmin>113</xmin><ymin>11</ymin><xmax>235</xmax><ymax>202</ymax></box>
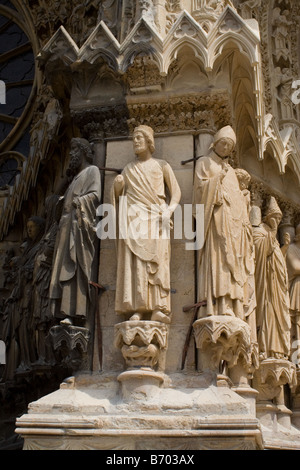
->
<box><xmin>212</xmin><ymin>125</ymin><xmax>236</xmax><ymax>158</ymax></box>
<box><xmin>235</xmin><ymin>168</ymin><xmax>251</xmax><ymax>190</ymax></box>
<box><xmin>27</xmin><ymin>216</ymin><xmax>46</xmax><ymax>241</ymax></box>
<box><xmin>133</xmin><ymin>125</ymin><xmax>155</xmax><ymax>155</ymax></box>
<box><xmin>70</xmin><ymin>137</ymin><xmax>93</xmax><ymax>165</ymax></box>
<box><xmin>264</xmin><ymin>196</ymin><xmax>282</xmax><ymax>227</ymax></box>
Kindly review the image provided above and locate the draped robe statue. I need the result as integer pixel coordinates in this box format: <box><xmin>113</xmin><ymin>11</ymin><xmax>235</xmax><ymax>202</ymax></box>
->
<box><xmin>112</xmin><ymin>125</ymin><xmax>181</xmax><ymax>324</ymax></box>
<box><xmin>2</xmin><ymin>216</ymin><xmax>45</xmax><ymax>379</ymax></box>
<box><xmin>193</xmin><ymin>126</ymin><xmax>256</xmax><ymax>323</ymax></box>
<box><xmin>285</xmin><ymin>224</ymin><xmax>300</xmax><ymax>363</ymax></box>
<box><xmin>252</xmin><ymin>197</ymin><xmax>291</xmax><ymax>360</ymax></box>
<box><xmin>49</xmin><ymin>138</ymin><xmax>101</xmax><ymax>324</ymax></box>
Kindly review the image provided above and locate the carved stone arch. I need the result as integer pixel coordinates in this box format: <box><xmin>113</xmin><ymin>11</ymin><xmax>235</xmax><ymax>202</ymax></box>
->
<box><xmin>208</xmin><ymin>33</ymin><xmax>259</xmax><ymax>72</ymax></box>
<box><xmin>284</xmin><ymin>150</ymin><xmax>300</xmax><ymax>182</ymax></box>
<box><xmin>0</xmin><ymin>152</ymin><xmax>24</xmax><ymax>188</ymax></box>
<box><xmin>121</xmin><ymin>43</ymin><xmax>162</xmax><ymax>74</ymax></box>
<box><xmin>282</xmin><ymin>157</ymin><xmax>300</xmax><ymax>205</ymax></box>
<box><xmin>165</xmin><ymin>44</ymin><xmax>209</xmax><ymax>91</ymax></box>
<box><xmin>124</xmin><ymin>52</ymin><xmax>162</xmax><ymax>92</ymax></box>
<box><xmin>210</xmin><ymin>43</ymin><xmax>259</xmax><ymax>171</ymax></box>
<box><xmin>264</xmin><ymin>139</ymin><xmax>284</xmax><ymax>173</ymax></box>
<box><xmin>87</xmin><ymin>50</ymin><xmax>119</xmax><ymax>72</ymax></box>
<box><xmin>78</xmin><ymin>20</ymin><xmax>120</xmax><ymax>70</ymax></box>
<box><xmin>163</xmin><ymin>37</ymin><xmax>207</xmax><ymax>77</ymax></box>
<box><xmin>232</xmin><ymin>55</ymin><xmax>259</xmax><ymax>168</ymax></box>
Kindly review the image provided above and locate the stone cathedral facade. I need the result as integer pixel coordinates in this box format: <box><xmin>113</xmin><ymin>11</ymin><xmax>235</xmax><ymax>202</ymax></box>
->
<box><xmin>0</xmin><ymin>0</ymin><xmax>300</xmax><ymax>451</ymax></box>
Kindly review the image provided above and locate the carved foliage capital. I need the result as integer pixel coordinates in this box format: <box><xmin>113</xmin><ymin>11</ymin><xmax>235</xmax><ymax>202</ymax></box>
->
<box><xmin>114</xmin><ymin>320</ymin><xmax>169</xmax><ymax>370</ymax></box>
<box><xmin>193</xmin><ymin>315</ymin><xmax>253</xmax><ymax>369</ymax></box>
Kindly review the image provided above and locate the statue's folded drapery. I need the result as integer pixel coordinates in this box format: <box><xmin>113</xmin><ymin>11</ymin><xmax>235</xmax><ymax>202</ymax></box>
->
<box><xmin>193</xmin><ymin>151</ymin><xmax>255</xmax><ymax>319</ymax></box>
<box><xmin>253</xmin><ymin>222</ymin><xmax>290</xmax><ymax>358</ymax></box>
<box><xmin>50</xmin><ymin>165</ymin><xmax>101</xmax><ymax>318</ymax></box>
<box><xmin>113</xmin><ymin>157</ymin><xmax>180</xmax><ymax>316</ymax></box>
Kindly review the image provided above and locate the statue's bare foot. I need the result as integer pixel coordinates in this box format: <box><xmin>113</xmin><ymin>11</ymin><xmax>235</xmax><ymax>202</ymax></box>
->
<box><xmin>151</xmin><ymin>310</ymin><xmax>171</xmax><ymax>324</ymax></box>
<box><xmin>60</xmin><ymin>317</ymin><xmax>73</xmax><ymax>325</ymax></box>
<box><xmin>129</xmin><ymin>313</ymin><xmax>143</xmax><ymax>321</ymax></box>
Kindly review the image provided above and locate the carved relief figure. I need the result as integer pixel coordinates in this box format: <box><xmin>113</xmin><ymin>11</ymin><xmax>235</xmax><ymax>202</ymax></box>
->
<box><xmin>272</xmin><ymin>8</ymin><xmax>292</xmax><ymax>63</ymax></box>
<box><xmin>252</xmin><ymin>197</ymin><xmax>291</xmax><ymax>360</ymax></box>
<box><xmin>1</xmin><ymin>216</ymin><xmax>45</xmax><ymax>379</ymax></box>
<box><xmin>17</xmin><ymin>217</ymin><xmax>46</xmax><ymax>370</ymax></box>
<box><xmin>286</xmin><ymin>224</ymin><xmax>300</xmax><ymax>365</ymax></box>
<box><xmin>32</xmin><ymin>195</ymin><xmax>62</xmax><ymax>363</ymax></box>
<box><xmin>112</xmin><ymin>125</ymin><xmax>181</xmax><ymax>324</ymax></box>
<box><xmin>193</xmin><ymin>126</ymin><xmax>255</xmax><ymax>321</ymax></box>
<box><xmin>235</xmin><ymin>168</ymin><xmax>257</xmax><ymax>340</ymax></box>
<box><xmin>49</xmin><ymin>138</ymin><xmax>101</xmax><ymax>325</ymax></box>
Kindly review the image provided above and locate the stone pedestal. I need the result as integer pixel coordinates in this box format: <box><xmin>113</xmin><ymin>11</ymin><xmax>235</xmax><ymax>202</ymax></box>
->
<box><xmin>15</xmin><ymin>370</ymin><xmax>263</xmax><ymax>450</ymax></box>
<box><xmin>16</xmin><ymin>315</ymin><xmax>264</xmax><ymax>450</ymax></box>
<box><xmin>253</xmin><ymin>358</ymin><xmax>300</xmax><ymax>449</ymax></box>
<box><xmin>114</xmin><ymin>320</ymin><xmax>168</xmax><ymax>401</ymax></box>
<box><xmin>193</xmin><ymin>315</ymin><xmax>259</xmax><ymax>417</ymax></box>
<box><xmin>48</xmin><ymin>324</ymin><xmax>90</xmax><ymax>371</ymax></box>
<box><xmin>15</xmin><ymin>316</ymin><xmax>263</xmax><ymax>450</ymax></box>
<box><xmin>291</xmin><ymin>370</ymin><xmax>300</xmax><ymax>429</ymax></box>
<box><xmin>117</xmin><ymin>369</ymin><xmax>164</xmax><ymax>402</ymax></box>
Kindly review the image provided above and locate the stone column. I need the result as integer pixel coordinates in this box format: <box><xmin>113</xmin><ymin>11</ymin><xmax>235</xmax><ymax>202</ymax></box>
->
<box><xmin>194</xmin><ymin>130</ymin><xmax>214</xmax><ymax>160</ymax></box>
<box><xmin>249</xmin><ymin>182</ymin><xmax>264</xmax><ymax>227</ymax></box>
<box><xmin>292</xmin><ymin>370</ymin><xmax>300</xmax><ymax>429</ymax></box>
<box><xmin>279</xmin><ymin>204</ymin><xmax>295</xmax><ymax>245</ymax></box>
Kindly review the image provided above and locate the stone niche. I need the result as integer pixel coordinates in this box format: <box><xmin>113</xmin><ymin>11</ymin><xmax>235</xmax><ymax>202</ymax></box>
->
<box><xmin>15</xmin><ymin>130</ymin><xmax>264</xmax><ymax>451</ymax></box>
<box><xmin>8</xmin><ymin>1</ymin><xmax>300</xmax><ymax>452</ymax></box>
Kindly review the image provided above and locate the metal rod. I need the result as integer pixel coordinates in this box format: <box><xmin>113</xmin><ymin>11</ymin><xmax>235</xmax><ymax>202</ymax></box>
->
<box><xmin>181</xmin><ymin>155</ymin><xmax>204</xmax><ymax>165</ymax></box>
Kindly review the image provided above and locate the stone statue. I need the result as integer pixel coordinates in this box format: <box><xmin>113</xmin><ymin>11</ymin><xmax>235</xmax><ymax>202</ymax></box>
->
<box><xmin>286</xmin><ymin>224</ymin><xmax>300</xmax><ymax>365</ymax></box>
<box><xmin>1</xmin><ymin>216</ymin><xmax>45</xmax><ymax>379</ymax></box>
<box><xmin>235</xmin><ymin>168</ymin><xmax>257</xmax><ymax>341</ymax></box>
<box><xmin>112</xmin><ymin>125</ymin><xmax>181</xmax><ymax>324</ymax></box>
<box><xmin>252</xmin><ymin>196</ymin><xmax>291</xmax><ymax>360</ymax></box>
<box><xmin>32</xmin><ymin>194</ymin><xmax>62</xmax><ymax>363</ymax></box>
<box><xmin>193</xmin><ymin>125</ymin><xmax>255</xmax><ymax>321</ymax></box>
<box><xmin>49</xmin><ymin>137</ymin><xmax>101</xmax><ymax>325</ymax></box>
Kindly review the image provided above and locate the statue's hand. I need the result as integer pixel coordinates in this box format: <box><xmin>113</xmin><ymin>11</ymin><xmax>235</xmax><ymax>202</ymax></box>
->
<box><xmin>72</xmin><ymin>196</ymin><xmax>80</xmax><ymax>208</ymax></box>
<box><xmin>220</xmin><ymin>168</ymin><xmax>228</xmax><ymax>182</ymax></box>
<box><xmin>161</xmin><ymin>207</ymin><xmax>173</xmax><ymax>232</ymax></box>
<box><xmin>114</xmin><ymin>174</ymin><xmax>125</xmax><ymax>195</ymax></box>
<box><xmin>268</xmin><ymin>217</ymin><xmax>278</xmax><ymax>230</ymax></box>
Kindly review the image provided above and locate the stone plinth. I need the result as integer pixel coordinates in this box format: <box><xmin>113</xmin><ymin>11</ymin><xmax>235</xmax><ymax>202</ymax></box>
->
<box><xmin>117</xmin><ymin>369</ymin><xmax>164</xmax><ymax>402</ymax></box>
<box><xmin>291</xmin><ymin>370</ymin><xmax>300</xmax><ymax>429</ymax></box>
<box><xmin>15</xmin><ymin>371</ymin><xmax>263</xmax><ymax>450</ymax></box>
<box><xmin>193</xmin><ymin>315</ymin><xmax>259</xmax><ymax>415</ymax></box>
<box><xmin>253</xmin><ymin>358</ymin><xmax>300</xmax><ymax>449</ymax></box>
